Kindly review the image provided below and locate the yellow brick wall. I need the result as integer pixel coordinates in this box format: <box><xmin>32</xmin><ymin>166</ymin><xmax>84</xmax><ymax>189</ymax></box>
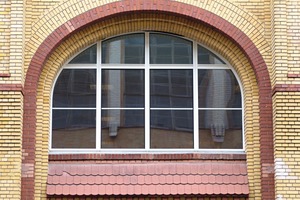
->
<box><xmin>273</xmin><ymin>92</ymin><xmax>300</xmax><ymax>199</ymax></box>
<box><xmin>287</xmin><ymin>0</ymin><xmax>300</xmax><ymax>81</ymax></box>
<box><xmin>7</xmin><ymin>0</ymin><xmax>300</xmax><ymax>199</ymax></box>
<box><xmin>177</xmin><ymin>0</ymin><xmax>271</xmax><ymax>70</ymax></box>
<box><xmin>0</xmin><ymin>1</ymin><xmax>24</xmax><ymax>84</ymax></box>
<box><xmin>234</xmin><ymin>0</ymin><xmax>273</xmax><ymax>86</ymax></box>
<box><xmin>0</xmin><ymin>1</ymin><xmax>24</xmax><ymax>199</ymax></box>
<box><xmin>271</xmin><ymin>0</ymin><xmax>300</xmax><ymax>199</ymax></box>
<box><xmin>271</xmin><ymin>0</ymin><xmax>288</xmax><ymax>87</ymax></box>
<box><xmin>0</xmin><ymin>92</ymin><xmax>23</xmax><ymax>199</ymax></box>
<box><xmin>234</xmin><ymin>0</ymin><xmax>267</xmax><ymax>22</ymax></box>
<box><xmin>7</xmin><ymin>0</ymin><xmax>270</xmax><ymax>199</ymax></box>
<box><xmin>270</xmin><ymin>0</ymin><xmax>300</xmax><ymax>85</ymax></box>
<box><xmin>0</xmin><ymin>0</ymin><xmax>10</xmax><ymax>76</ymax></box>
<box><xmin>23</xmin><ymin>0</ymin><xmax>118</xmax><ymax>78</ymax></box>
<box><xmin>23</xmin><ymin>0</ymin><xmax>270</xmax><ymax>77</ymax></box>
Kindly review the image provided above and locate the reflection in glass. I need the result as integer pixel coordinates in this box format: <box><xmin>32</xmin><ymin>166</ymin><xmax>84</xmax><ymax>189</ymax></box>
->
<box><xmin>52</xmin><ymin>32</ymin><xmax>244</xmax><ymax>151</ymax></box>
<box><xmin>102</xmin><ymin>70</ymin><xmax>144</xmax><ymax>108</ymax></box>
<box><xmin>198</xmin><ymin>69</ymin><xmax>241</xmax><ymax>108</ymax></box>
<box><xmin>102</xmin><ymin>34</ymin><xmax>145</xmax><ymax>64</ymax></box>
<box><xmin>53</xmin><ymin>69</ymin><xmax>96</xmax><ymax>108</ymax></box>
<box><xmin>150</xmin><ymin>34</ymin><xmax>192</xmax><ymax>64</ymax></box>
<box><xmin>151</xmin><ymin>70</ymin><xmax>193</xmax><ymax>108</ymax></box>
<box><xmin>101</xmin><ymin>110</ymin><xmax>145</xmax><ymax>148</ymax></box>
<box><xmin>69</xmin><ymin>44</ymin><xmax>97</xmax><ymax>64</ymax></box>
<box><xmin>198</xmin><ymin>45</ymin><xmax>225</xmax><ymax>64</ymax></box>
<box><xmin>52</xmin><ymin>110</ymin><xmax>96</xmax><ymax>148</ymax></box>
<box><xmin>151</xmin><ymin>110</ymin><xmax>193</xmax><ymax>148</ymax></box>
<box><xmin>199</xmin><ymin>110</ymin><xmax>242</xmax><ymax>149</ymax></box>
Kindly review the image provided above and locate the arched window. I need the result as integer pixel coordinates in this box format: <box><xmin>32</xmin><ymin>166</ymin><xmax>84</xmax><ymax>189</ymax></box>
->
<box><xmin>51</xmin><ymin>32</ymin><xmax>243</xmax><ymax>152</ymax></box>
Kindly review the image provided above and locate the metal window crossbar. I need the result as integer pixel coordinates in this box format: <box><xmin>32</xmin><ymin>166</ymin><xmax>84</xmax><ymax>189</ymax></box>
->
<box><xmin>50</xmin><ymin>32</ymin><xmax>244</xmax><ymax>153</ymax></box>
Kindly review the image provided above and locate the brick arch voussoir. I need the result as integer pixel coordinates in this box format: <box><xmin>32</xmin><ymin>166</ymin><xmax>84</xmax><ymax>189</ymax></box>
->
<box><xmin>22</xmin><ymin>0</ymin><xmax>274</xmax><ymax>199</ymax></box>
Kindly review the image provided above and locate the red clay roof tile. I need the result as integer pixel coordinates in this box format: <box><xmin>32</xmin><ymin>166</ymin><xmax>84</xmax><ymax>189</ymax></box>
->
<box><xmin>173</xmin><ymin>174</ymin><xmax>181</xmax><ymax>184</ymax></box>
<box><xmin>183</xmin><ymin>183</ymin><xmax>192</xmax><ymax>194</ymax></box>
<box><xmin>90</xmin><ymin>184</ymin><xmax>98</xmax><ymax>196</ymax></box>
<box><xmin>134</xmin><ymin>184</ymin><xmax>142</xmax><ymax>195</ymax></box>
<box><xmin>77</xmin><ymin>184</ymin><xmax>85</xmax><ymax>195</ymax></box>
<box><xmin>120</xmin><ymin>184</ymin><xmax>127</xmax><ymax>195</ymax></box>
<box><xmin>99</xmin><ymin>185</ymin><xmax>106</xmax><ymax>195</ymax></box>
<box><xmin>47</xmin><ymin>161</ymin><xmax>249</xmax><ymax>196</ymax></box>
<box><xmin>55</xmin><ymin>185</ymin><xmax>63</xmax><ymax>195</ymax></box>
<box><xmin>46</xmin><ymin>182</ymin><xmax>55</xmax><ymax>195</ymax></box>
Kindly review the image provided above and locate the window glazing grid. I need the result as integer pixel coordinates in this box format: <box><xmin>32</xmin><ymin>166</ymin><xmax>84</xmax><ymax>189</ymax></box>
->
<box><xmin>51</xmin><ymin>32</ymin><xmax>243</xmax><ymax>152</ymax></box>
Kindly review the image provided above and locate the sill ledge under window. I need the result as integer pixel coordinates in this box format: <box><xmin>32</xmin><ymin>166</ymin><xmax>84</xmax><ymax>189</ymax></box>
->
<box><xmin>49</xmin><ymin>153</ymin><xmax>246</xmax><ymax>161</ymax></box>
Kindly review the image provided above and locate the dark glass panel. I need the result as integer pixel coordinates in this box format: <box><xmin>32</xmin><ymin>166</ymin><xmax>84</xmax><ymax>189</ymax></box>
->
<box><xmin>150</xmin><ymin>34</ymin><xmax>192</xmax><ymax>64</ymax></box>
<box><xmin>102</xmin><ymin>34</ymin><xmax>145</xmax><ymax>64</ymax></box>
<box><xmin>198</xmin><ymin>45</ymin><xmax>225</xmax><ymax>64</ymax></box>
<box><xmin>52</xmin><ymin>109</ymin><xmax>96</xmax><ymax>148</ymax></box>
<box><xmin>199</xmin><ymin>110</ymin><xmax>242</xmax><ymax>149</ymax></box>
<box><xmin>198</xmin><ymin>69</ymin><xmax>241</xmax><ymax>108</ymax></box>
<box><xmin>150</xmin><ymin>110</ymin><xmax>193</xmax><ymax>148</ymax></box>
<box><xmin>69</xmin><ymin>44</ymin><xmax>97</xmax><ymax>64</ymax></box>
<box><xmin>53</xmin><ymin>69</ymin><xmax>96</xmax><ymax>108</ymax></box>
<box><xmin>101</xmin><ymin>110</ymin><xmax>145</xmax><ymax>148</ymax></box>
<box><xmin>150</xmin><ymin>70</ymin><xmax>193</xmax><ymax>108</ymax></box>
<box><xmin>102</xmin><ymin>70</ymin><xmax>144</xmax><ymax>108</ymax></box>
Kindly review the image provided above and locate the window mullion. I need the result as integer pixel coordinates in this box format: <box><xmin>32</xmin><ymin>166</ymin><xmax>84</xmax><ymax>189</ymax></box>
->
<box><xmin>193</xmin><ymin>41</ymin><xmax>199</xmax><ymax>150</ymax></box>
<box><xmin>96</xmin><ymin>41</ymin><xmax>102</xmax><ymax>150</ymax></box>
<box><xmin>50</xmin><ymin>32</ymin><xmax>244</xmax><ymax>153</ymax></box>
<box><xmin>145</xmin><ymin>32</ymin><xmax>150</xmax><ymax>150</ymax></box>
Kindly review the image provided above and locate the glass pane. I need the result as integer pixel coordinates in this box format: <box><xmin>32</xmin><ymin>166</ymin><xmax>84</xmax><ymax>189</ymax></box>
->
<box><xmin>151</xmin><ymin>110</ymin><xmax>193</xmax><ymax>148</ymax></box>
<box><xmin>69</xmin><ymin>44</ymin><xmax>97</xmax><ymax>64</ymax></box>
<box><xmin>199</xmin><ymin>110</ymin><xmax>242</xmax><ymax>149</ymax></box>
<box><xmin>102</xmin><ymin>34</ymin><xmax>145</xmax><ymax>64</ymax></box>
<box><xmin>198</xmin><ymin>69</ymin><xmax>241</xmax><ymax>108</ymax></box>
<box><xmin>198</xmin><ymin>45</ymin><xmax>225</xmax><ymax>64</ymax></box>
<box><xmin>53</xmin><ymin>69</ymin><xmax>96</xmax><ymax>108</ymax></box>
<box><xmin>150</xmin><ymin>34</ymin><xmax>192</xmax><ymax>64</ymax></box>
<box><xmin>101</xmin><ymin>110</ymin><xmax>145</xmax><ymax>148</ymax></box>
<box><xmin>151</xmin><ymin>70</ymin><xmax>193</xmax><ymax>108</ymax></box>
<box><xmin>52</xmin><ymin>109</ymin><xmax>96</xmax><ymax>148</ymax></box>
<box><xmin>102</xmin><ymin>70</ymin><xmax>144</xmax><ymax>108</ymax></box>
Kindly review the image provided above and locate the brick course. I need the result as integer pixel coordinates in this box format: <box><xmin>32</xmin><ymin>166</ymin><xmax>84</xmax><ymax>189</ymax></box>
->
<box><xmin>6</xmin><ymin>0</ymin><xmax>300</xmax><ymax>199</ymax></box>
<box><xmin>0</xmin><ymin>92</ymin><xmax>23</xmax><ymax>199</ymax></box>
<box><xmin>23</xmin><ymin>2</ymin><xmax>272</xmax><ymax>199</ymax></box>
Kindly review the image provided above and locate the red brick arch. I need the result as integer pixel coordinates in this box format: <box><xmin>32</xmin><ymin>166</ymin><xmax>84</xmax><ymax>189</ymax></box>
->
<box><xmin>22</xmin><ymin>0</ymin><xmax>274</xmax><ymax>199</ymax></box>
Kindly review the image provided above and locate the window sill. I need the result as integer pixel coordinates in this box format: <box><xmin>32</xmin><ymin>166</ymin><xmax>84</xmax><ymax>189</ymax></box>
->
<box><xmin>49</xmin><ymin>152</ymin><xmax>246</xmax><ymax>161</ymax></box>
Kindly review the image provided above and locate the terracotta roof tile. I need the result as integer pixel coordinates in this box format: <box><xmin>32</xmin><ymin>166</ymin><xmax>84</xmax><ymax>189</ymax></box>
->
<box><xmin>173</xmin><ymin>174</ymin><xmax>181</xmax><ymax>184</ymax></box>
<box><xmin>137</xmin><ymin>175</ymin><xmax>145</xmax><ymax>184</ymax></box>
<box><xmin>242</xmin><ymin>183</ymin><xmax>250</xmax><ymax>194</ymax></box>
<box><xmin>46</xmin><ymin>182</ymin><xmax>55</xmax><ymax>195</ymax></box>
<box><xmin>183</xmin><ymin>183</ymin><xmax>192</xmax><ymax>194</ymax></box>
<box><xmin>55</xmin><ymin>185</ymin><xmax>63</xmax><ymax>195</ymax></box>
<box><xmin>47</xmin><ymin>161</ymin><xmax>249</xmax><ymax>196</ymax></box>
<box><xmin>135</xmin><ymin>184</ymin><xmax>142</xmax><ymax>195</ymax></box>
<box><xmin>165</xmin><ymin>174</ymin><xmax>172</xmax><ymax>183</ymax></box>
<box><xmin>119</xmin><ymin>185</ymin><xmax>127</xmax><ymax>194</ymax></box>
<box><xmin>93</xmin><ymin>185</ymin><xmax>100</xmax><ymax>195</ymax></box>
<box><xmin>181</xmin><ymin>174</ymin><xmax>188</xmax><ymax>184</ymax></box>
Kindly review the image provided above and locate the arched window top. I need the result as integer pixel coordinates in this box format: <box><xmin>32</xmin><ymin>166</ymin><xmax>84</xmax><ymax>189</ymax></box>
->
<box><xmin>52</xmin><ymin>32</ymin><xmax>243</xmax><ymax>153</ymax></box>
<box><xmin>102</xmin><ymin>33</ymin><xmax>145</xmax><ymax>64</ymax></box>
<box><xmin>149</xmin><ymin>33</ymin><xmax>193</xmax><ymax>64</ymax></box>
<box><xmin>69</xmin><ymin>33</ymin><xmax>225</xmax><ymax>65</ymax></box>
<box><xmin>69</xmin><ymin>44</ymin><xmax>97</xmax><ymax>64</ymax></box>
<box><xmin>198</xmin><ymin>45</ymin><xmax>225</xmax><ymax>64</ymax></box>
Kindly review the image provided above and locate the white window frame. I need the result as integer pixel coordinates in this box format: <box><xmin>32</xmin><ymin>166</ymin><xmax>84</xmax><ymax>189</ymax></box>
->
<box><xmin>49</xmin><ymin>32</ymin><xmax>245</xmax><ymax>154</ymax></box>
